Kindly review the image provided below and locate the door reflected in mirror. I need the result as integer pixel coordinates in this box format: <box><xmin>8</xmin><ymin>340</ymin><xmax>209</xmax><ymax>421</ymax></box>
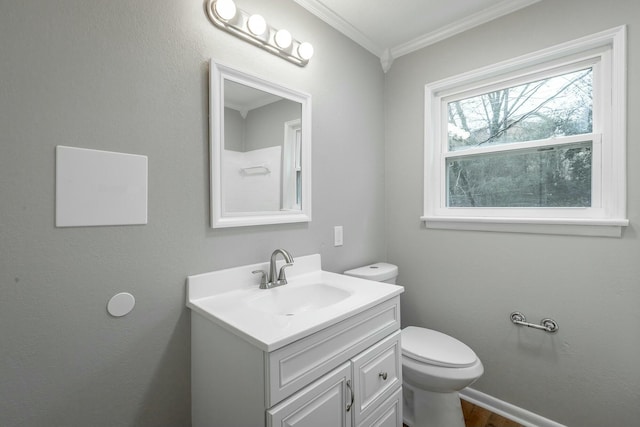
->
<box><xmin>210</xmin><ymin>60</ymin><xmax>311</xmax><ymax>228</ymax></box>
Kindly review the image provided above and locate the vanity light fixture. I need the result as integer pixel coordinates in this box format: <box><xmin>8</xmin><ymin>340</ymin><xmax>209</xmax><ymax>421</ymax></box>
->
<box><xmin>247</xmin><ymin>14</ymin><xmax>267</xmax><ymax>36</ymax></box>
<box><xmin>205</xmin><ymin>0</ymin><xmax>314</xmax><ymax>66</ymax></box>
<box><xmin>297</xmin><ymin>42</ymin><xmax>314</xmax><ymax>61</ymax></box>
<box><xmin>274</xmin><ymin>29</ymin><xmax>292</xmax><ymax>49</ymax></box>
<box><xmin>213</xmin><ymin>0</ymin><xmax>237</xmax><ymax>21</ymax></box>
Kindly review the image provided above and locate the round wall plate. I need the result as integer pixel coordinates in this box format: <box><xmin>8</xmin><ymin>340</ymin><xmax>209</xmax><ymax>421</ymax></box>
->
<box><xmin>107</xmin><ymin>292</ymin><xmax>135</xmax><ymax>317</ymax></box>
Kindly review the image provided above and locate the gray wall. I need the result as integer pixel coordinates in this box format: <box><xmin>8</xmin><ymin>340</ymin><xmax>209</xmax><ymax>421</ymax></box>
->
<box><xmin>223</xmin><ymin>107</ymin><xmax>245</xmax><ymax>151</ymax></box>
<box><xmin>245</xmin><ymin>99</ymin><xmax>301</xmax><ymax>151</ymax></box>
<box><xmin>385</xmin><ymin>0</ymin><xmax>640</xmax><ymax>425</ymax></box>
<box><xmin>224</xmin><ymin>99</ymin><xmax>301</xmax><ymax>152</ymax></box>
<box><xmin>0</xmin><ymin>0</ymin><xmax>385</xmax><ymax>426</ymax></box>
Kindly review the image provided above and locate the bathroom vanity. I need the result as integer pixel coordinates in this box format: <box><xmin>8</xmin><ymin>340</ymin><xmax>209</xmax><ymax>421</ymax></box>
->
<box><xmin>187</xmin><ymin>254</ymin><xmax>404</xmax><ymax>426</ymax></box>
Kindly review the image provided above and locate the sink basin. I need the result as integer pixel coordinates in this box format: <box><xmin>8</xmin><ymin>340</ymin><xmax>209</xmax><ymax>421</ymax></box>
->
<box><xmin>245</xmin><ymin>283</ymin><xmax>352</xmax><ymax>316</ymax></box>
<box><xmin>186</xmin><ymin>254</ymin><xmax>404</xmax><ymax>351</ymax></box>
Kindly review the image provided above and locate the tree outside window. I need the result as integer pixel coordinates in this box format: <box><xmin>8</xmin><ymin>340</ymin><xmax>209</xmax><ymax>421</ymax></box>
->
<box><xmin>445</xmin><ymin>68</ymin><xmax>593</xmax><ymax>208</ymax></box>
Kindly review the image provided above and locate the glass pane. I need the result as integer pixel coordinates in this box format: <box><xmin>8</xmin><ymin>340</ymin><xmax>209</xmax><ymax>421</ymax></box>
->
<box><xmin>447</xmin><ymin>68</ymin><xmax>593</xmax><ymax>152</ymax></box>
<box><xmin>447</xmin><ymin>142</ymin><xmax>592</xmax><ymax>207</ymax></box>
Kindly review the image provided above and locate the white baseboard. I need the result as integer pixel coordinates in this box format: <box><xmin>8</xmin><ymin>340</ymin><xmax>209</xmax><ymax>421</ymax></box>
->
<box><xmin>459</xmin><ymin>387</ymin><xmax>566</xmax><ymax>427</ymax></box>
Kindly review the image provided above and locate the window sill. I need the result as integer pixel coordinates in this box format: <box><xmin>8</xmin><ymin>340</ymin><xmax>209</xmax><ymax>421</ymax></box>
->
<box><xmin>421</xmin><ymin>216</ymin><xmax>629</xmax><ymax>237</ymax></box>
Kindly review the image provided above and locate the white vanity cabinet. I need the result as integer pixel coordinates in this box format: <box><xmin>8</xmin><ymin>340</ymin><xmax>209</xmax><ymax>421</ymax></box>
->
<box><xmin>191</xmin><ymin>296</ymin><xmax>403</xmax><ymax>427</ymax></box>
<box><xmin>267</xmin><ymin>330</ymin><xmax>402</xmax><ymax>427</ymax></box>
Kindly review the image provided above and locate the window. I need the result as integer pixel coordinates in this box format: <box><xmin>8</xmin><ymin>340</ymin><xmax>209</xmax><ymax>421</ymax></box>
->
<box><xmin>423</xmin><ymin>27</ymin><xmax>628</xmax><ymax>237</ymax></box>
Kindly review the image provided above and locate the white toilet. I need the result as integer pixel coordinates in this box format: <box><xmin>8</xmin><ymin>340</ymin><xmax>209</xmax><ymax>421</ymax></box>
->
<box><xmin>344</xmin><ymin>263</ymin><xmax>484</xmax><ymax>427</ymax></box>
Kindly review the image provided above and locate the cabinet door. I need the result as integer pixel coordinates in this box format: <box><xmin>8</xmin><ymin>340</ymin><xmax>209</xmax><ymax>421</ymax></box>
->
<box><xmin>359</xmin><ymin>387</ymin><xmax>402</xmax><ymax>427</ymax></box>
<box><xmin>267</xmin><ymin>363</ymin><xmax>353</xmax><ymax>427</ymax></box>
<box><xmin>351</xmin><ymin>331</ymin><xmax>402</xmax><ymax>425</ymax></box>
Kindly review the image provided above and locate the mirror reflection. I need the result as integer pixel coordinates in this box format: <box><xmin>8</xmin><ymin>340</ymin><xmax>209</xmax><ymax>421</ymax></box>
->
<box><xmin>209</xmin><ymin>60</ymin><xmax>311</xmax><ymax>228</ymax></box>
<box><xmin>223</xmin><ymin>80</ymin><xmax>302</xmax><ymax>213</ymax></box>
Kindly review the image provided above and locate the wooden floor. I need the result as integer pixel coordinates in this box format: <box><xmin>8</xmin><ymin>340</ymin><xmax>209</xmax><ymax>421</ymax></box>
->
<box><xmin>461</xmin><ymin>399</ymin><xmax>523</xmax><ymax>427</ymax></box>
<box><xmin>403</xmin><ymin>399</ymin><xmax>523</xmax><ymax>427</ymax></box>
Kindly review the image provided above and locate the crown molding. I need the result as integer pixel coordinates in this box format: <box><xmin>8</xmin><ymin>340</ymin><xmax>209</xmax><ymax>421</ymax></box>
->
<box><xmin>293</xmin><ymin>0</ymin><xmax>384</xmax><ymax>57</ymax></box>
<box><xmin>295</xmin><ymin>0</ymin><xmax>541</xmax><ymax>72</ymax></box>
<box><xmin>390</xmin><ymin>0</ymin><xmax>541</xmax><ymax>59</ymax></box>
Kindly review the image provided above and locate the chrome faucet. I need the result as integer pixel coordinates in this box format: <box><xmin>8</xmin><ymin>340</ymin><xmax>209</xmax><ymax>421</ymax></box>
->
<box><xmin>269</xmin><ymin>249</ymin><xmax>294</xmax><ymax>288</ymax></box>
<box><xmin>252</xmin><ymin>249</ymin><xmax>294</xmax><ymax>289</ymax></box>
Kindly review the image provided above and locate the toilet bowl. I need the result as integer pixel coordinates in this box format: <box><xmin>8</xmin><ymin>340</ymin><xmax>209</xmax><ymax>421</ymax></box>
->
<box><xmin>401</xmin><ymin>326</ymin><xmax>483</xmax><ymax>427</ymax></box>
<box><xmin>344</xmin><ymin>263</ymin><xmax>484</xmax><ymax>427</ymax></box>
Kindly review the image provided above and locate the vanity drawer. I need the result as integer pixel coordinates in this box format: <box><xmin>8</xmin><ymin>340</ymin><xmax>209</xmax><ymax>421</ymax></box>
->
<box><xmin>266</xmin><ymin>296</ymin><xmax>400</xmax><ymax>406</ymax></box>
<box><xmin>351</xmin><ymin>330</ymin><xmax>402</xmax><ymax>425</ymax></box>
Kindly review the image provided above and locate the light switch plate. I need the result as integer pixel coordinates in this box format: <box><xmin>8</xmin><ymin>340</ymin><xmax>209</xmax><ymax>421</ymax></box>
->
<box><xmin>55</xmin><ymin>146</ymin><xmax>148</xmax><ymax>227</ymax></box>
<box><xmin>334</xmin><ymin>225</ymin><xmax>343</xmax><ymax>246</ymax></box>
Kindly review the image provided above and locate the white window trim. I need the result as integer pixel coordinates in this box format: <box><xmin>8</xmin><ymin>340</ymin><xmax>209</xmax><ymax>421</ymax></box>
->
<box><xmin>422</xmin><ymin>26</ymin><xmax>628</xmax><ymax>237</ymax></box>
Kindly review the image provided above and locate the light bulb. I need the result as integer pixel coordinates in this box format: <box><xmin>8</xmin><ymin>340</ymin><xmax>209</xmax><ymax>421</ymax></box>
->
<box><xmin>213</xmin><ymin>0</ymin><xmax>236</xmax><ymax>21</ymax></box>
<box><xmin>297</xmin><ymin>42</ymin><xmax>314</xmax><ymax>60</ymax></box>
<box><xmin>247</xmin><ymin>14</ymin><xmax>267</xmax><ymax>36</ymax></box>
<box><xmin>274</xmin><ymin>29</ymin><xmax>292</xmax><ymax>49</ymax></box>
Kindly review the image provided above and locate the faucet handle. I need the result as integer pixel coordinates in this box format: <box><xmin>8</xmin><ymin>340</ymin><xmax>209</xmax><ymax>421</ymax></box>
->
<box><xmin>252</xmin><ymin>270</ymin><xmax>268</xmax><ymax>289</ymax></box>
<box><xmin>277</xmin><ymin>263</ymin><xmax>293</xmax><ymax>284</ymax></box>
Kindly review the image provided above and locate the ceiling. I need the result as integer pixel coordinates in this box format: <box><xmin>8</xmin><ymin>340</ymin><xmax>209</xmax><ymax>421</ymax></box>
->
<box><xmin>293</xmin><ymin>0</ymin><xmax>541</xmax><ymax>71</ymax></box>
<box><xmin>224</xmin><ymin>79</ymin><xmax>282</xmax><ymax>114</ymax></box>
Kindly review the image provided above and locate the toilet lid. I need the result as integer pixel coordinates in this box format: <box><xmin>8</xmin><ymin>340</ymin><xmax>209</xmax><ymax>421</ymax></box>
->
<box><xmin>401</xmin><ymin>326</ymin><xmax>478</xmax><ymax>368</ymax></box>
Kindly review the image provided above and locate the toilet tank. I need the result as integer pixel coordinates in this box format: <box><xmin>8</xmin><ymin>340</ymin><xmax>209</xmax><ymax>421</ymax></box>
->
<box><xmin>344</xmin><ymin>263</ymin><xmax>398</xmax><ymax>284</ymax></box>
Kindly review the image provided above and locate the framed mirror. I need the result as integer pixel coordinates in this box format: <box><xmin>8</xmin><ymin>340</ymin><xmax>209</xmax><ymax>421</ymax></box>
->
<box><xmin>209</xmin><ymin>60</ymin><xmax>311</xmax><ymax>228</ymax></box>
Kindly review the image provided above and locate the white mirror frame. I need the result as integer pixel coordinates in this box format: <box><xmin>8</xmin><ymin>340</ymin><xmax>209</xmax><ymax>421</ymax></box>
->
<box><xmin>209</xmin><ymin>60</ymin><xmax>312</xmax><ymax>228</ymax></box>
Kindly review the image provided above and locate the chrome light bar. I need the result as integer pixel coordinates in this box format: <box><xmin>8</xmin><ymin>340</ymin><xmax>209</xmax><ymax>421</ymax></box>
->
<box><xmin>205</xmin><ymin>0</ymin><xmax>314</xmax><ymax>67</ymax></box>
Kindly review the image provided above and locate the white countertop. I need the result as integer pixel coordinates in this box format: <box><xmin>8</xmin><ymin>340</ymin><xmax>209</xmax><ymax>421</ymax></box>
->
<box><xmin>186</xmin><ymin>254</ymin><xmax>404</xmax><ymax>352</ymax></box>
